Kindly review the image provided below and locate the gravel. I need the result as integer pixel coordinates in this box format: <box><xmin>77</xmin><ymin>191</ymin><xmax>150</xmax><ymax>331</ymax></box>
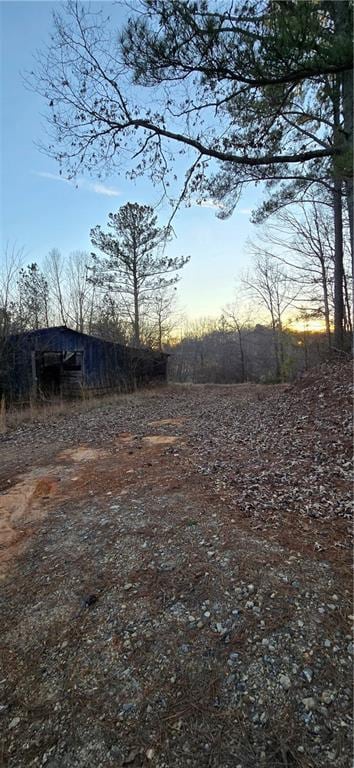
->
<box><xmin>0</xmin><ymin>363</ymin><xmax>352</xmax><ymax>768</ymax></box>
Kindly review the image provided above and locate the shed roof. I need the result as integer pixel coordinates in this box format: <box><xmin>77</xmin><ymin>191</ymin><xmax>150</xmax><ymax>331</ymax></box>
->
<box><xmin>7</xmin><ymin>326</ymin><xmax>169</xmax><ymax>357</ymax></box>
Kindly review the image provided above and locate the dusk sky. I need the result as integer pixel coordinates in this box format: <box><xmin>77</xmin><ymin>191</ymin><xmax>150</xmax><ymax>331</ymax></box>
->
<box><xmin>0</xmin><ymin>1</ymin><xmax>263</xmax><ymax>320</ymax></box>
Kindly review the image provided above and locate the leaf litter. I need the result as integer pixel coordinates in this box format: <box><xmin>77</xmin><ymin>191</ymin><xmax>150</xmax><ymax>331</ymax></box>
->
<box><xmin>0</xmin><ymin>361</ymin><xmax>352</xmax><ymax>767</ymax></box>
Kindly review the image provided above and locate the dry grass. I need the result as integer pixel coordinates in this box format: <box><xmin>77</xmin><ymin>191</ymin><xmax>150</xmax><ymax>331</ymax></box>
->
<box><xmin>1</xmin><ymin>384</ymin><xmax>167</xmax><ymax>432</ymax></box>
<box><xmin>0</xmin><ymin>395</ymin><xmax>6</xmax><ymax>433</ymax></box>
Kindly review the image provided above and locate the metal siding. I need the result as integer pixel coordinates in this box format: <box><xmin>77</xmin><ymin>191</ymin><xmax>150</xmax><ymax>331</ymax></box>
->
<box><xmin>0</xmin><ymin>327</ymin><xmax>168</xmax><ymax>401</ymax></box>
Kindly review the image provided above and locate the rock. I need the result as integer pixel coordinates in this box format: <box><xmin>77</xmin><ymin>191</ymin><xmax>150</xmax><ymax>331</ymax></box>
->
<box><xmin>82</xmin><ymin>594</ymin><xmax>97</xmax><ymax>608</ymax></box>
<box><xmin>8</xmin><ymin>717</ymin><xmax>20</xmax><ymax>729</ymax></box>
<box><xmin>123</xmin><ymin>748</ymin><xmax>141</xmax><ymax>764</ymax></box>
<box><xmin>124</xmin><ymin>583</ymin><xmax>133</xmax><ymax>591</ymax></box>
<box><xmin>302</xmin><ymin>697</ymin><xmax>316</xmax><ymax>711</ymax></box>
<box><xmin>321</xmin><ymin>690</ymin><xmax>334</xmax><ymax>704</ymax></box>
<box><xmin>347</xmin><ymin>641</ymin><xmax>354</xmax><ymax>655</ymax></box>
<box><xmin>146</xmin><ymin>748</ymin><xmax>155</xmax><ymax>760</ymax></box>
<box><xmin>279</xmin><ymin>674</ymin><xmax>291</xmax><ymax>690</ymax></box>
<box><xmin>302</xmin><ymin>668</ymin><xmax>313</xmax><ymax>683</ymax></box>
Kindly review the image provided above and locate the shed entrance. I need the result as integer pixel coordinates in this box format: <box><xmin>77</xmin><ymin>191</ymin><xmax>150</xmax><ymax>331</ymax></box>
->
<box><xmin>35</xmin><ymin>351</ymin><xmax>84</xmax><ymax>398</ymax></box>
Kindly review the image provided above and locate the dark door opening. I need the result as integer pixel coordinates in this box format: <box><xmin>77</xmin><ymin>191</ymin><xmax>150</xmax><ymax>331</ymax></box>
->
<box><xmin>35</xmin><ymin>350</ymin><xmax>84</xmax><ymax>398</ymax></box>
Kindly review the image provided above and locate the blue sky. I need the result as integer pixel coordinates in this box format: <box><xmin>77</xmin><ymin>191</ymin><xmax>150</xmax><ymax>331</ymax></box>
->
<box><xmin>0</xmin><ymin>0</ymin><xmax>262</xmax><ymax>320</ymax></box>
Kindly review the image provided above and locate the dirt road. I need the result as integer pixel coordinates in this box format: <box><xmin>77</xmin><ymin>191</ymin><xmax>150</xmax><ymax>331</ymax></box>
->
<box><xmin>0</xmin><ymin>371</ymin><xmax>352</xmax><ymax>767</ymax></box>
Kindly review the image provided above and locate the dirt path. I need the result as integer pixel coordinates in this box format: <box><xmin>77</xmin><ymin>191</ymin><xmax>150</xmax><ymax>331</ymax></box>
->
<box><xmin>0</xmin><ymin>375</ymin><xmax>352</xmax><ymax>768</ymax></box>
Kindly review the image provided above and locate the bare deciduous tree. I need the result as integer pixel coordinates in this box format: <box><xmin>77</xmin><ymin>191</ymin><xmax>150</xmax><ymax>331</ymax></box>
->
<box><xmin>243</xmin><ymin>255</ymin><xmax>299</xmax><ymax>381</ymax></box>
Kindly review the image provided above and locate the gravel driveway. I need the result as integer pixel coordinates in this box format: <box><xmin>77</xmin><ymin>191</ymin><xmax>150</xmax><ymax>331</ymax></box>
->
<box><xmin>0</xmin><ymin>366</ymin><xmax>352</xmax><ymax>767</ymax></box>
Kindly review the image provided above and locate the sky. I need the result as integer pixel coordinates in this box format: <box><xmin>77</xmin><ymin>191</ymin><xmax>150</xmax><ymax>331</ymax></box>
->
<box><xmin>0</xmin><ymin>0</ymin><xmax>263</xmax><ymax>321</ymax></box>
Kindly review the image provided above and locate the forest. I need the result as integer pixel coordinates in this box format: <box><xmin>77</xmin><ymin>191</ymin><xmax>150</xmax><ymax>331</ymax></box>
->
<box><xmin>1</xmin><ymin>0</ymin><xmax>353</xmax><ymax>385</ymax></box>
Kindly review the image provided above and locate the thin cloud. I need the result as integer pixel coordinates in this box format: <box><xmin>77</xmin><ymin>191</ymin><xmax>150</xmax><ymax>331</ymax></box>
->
<box><xmin>34</xmin><ymin>171</ymin><xmax>120</xmax><ymax>197</ymax></box>
<box><xmin>195</xmin><ymin>198</ymin><xmax>223</xmax><ymax>210</ymax></box>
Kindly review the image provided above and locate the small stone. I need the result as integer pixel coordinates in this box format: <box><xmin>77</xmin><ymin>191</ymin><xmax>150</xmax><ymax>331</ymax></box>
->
<box><xmin>321</xmin><ymin>690</ymin><xmax>334</xmax><ymax>704</ymax></box>
<box><xmin>302</xmin><ymin>697</ymin><xmax>316</xmax><ymax>711</ymax></box>
<box><xmin>297</xmin><ymin>620</ymin><xmax>304</xmax><ymax>628</ymax></box>
<box><xmin>204</xmin><ymin>611</ymin><xmax>211</xmax><ymax>618</ymax></box>
<box><xmin>247</xmin><ymin>584</ymin><xmax>255</xmax><ymax>594</ymax></box>
<box><xmin>324</xmin><ymin>639</ymin><xmax>331</xmax><ymax>648</ymax></box>
<box><xmin>303</xmin><ymin>668</ymin><xmax>313</xmax><ymax>683</ymax></box>
<box><xmin>8</xmin><ymin>717</ymin><xmax>20</xmax><ymax>729</ymax></box>
<box><xmin>197</xmin><ymin>621</ymin><xmax>203</xmax><ymax>629</ymax></box>
<box><xmin>279</xmin><ymin>674</ymin><xmax>291</xmax><ymax>690</ymax></box>
<box><xmin>347</xmin><ymin>641</ymin><xmax>354</xmax><ymax>655</ymax></box>
<box><xmin>124</xmin><ymin>583</ymin><xmax>133</xmax><ymax>591</ymax></box>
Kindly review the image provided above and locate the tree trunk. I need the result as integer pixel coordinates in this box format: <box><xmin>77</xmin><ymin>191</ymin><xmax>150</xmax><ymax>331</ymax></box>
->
<box><xmin>271</xmin><ymin>320</ymin><xmax>281</xmax><ymax>381</ymax></box>
<box><xmin>158</xmin><ymin>316</ymin><xmax>162</xmax><ymax>352</ymax></box>
<box><xmin>343</xmin><ymin>269</ymin><xmax>352</xmax><ymax>333</ymax></box>
<box><xmin>333</xmin><ymin>178</ymin><xmax>344</xmax><ymax>349</ymax></box>
<box><xmin>332</xmin><ymin>73</ymin><xmax>345</xmax><ymax>349</ymax></box>
<box><xmin>133</xmin><ymin>274</ymin><xmax>140</xmax><ymax>346</ymax></box>
<box><xmin>320</xmin><ymin>258</ymin><xmax>332</xmax><ymax>349</ymax></box>
<box><xmin>334</xmin><ymin>1</ymin><xmax>353</xmax><ymax>344</ymax></box>
<box><xmin>237</xmin><ymin>327</ymin><xmax>246</xmax><ymax>382</ymax></box>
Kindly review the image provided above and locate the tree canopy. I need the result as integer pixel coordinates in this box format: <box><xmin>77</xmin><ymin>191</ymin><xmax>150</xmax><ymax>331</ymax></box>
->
<box><xmin>31</xmin><ymin>1</ymin><xmax>352</xmax><ymax>203</ymax></box>
<box><xmin>30</xmin><ymin>0</ymin><xmax>353</xmax><ymax>345</ymax></box>
<box><xmin>90</xmin><ymin>202</ymin><xmax>189</xmax><ymax>345</ymax></box>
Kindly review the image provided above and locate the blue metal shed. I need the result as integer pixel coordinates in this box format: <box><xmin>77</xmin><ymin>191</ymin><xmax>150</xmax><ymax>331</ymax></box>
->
<box><xmin>0</xmin><ymin>326</ymin><xmax>168</xmax><ymax>401</ymax></box>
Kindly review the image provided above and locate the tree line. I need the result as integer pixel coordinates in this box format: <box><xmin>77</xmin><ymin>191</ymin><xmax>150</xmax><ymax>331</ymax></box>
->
<box><xmin>0</xmin><ymin>203</ymin><xmax>187</xmax><ymax>350</ymax></box>
<box><xmin>1</xmin><ymin>184</ymin><xmax>351</xmax><ymax>384</ymax></box>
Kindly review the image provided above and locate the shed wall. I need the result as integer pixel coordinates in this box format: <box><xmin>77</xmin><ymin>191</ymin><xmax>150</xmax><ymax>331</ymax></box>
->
<box><xmin>0</xmin><ymin>327</ymin><xmax>168</xmax><ymax>401</ymax></box>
